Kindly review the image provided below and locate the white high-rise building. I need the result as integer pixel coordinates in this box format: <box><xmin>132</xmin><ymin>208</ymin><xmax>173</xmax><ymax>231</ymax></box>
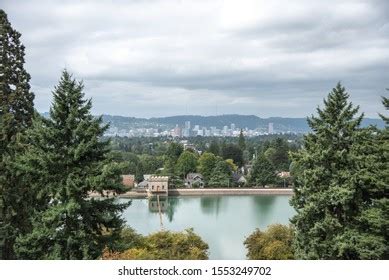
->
<box><xmin>268</xmin><ymin>123</ymin><xmax>274</xmax><ymax>134</ymax></box>
<box><xmin>223</xmin><ymin>125</ymin><xmax>228</xmax><ymax>135</ymax></box>
<box><xmin>185</xmin><ymin>121</ymin><xmax>191</xmax><ymax>130</ymax></box>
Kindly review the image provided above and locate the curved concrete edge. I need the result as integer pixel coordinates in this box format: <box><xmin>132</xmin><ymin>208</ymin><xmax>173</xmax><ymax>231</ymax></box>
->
<box><xmin>90</xmin><ymin>188</ymin><xmax>294</xmax><ymax>198</ymax></box>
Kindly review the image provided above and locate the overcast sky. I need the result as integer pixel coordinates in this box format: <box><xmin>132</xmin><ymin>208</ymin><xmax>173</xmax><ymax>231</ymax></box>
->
<box><xmin>3</xmin><ymin>0</ymin><xmax>389</xmax><ymax>118</ymax></box>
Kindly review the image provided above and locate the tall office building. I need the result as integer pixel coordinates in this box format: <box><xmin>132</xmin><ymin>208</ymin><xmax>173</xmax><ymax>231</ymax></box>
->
<box><xmin>185</xmin><ymin>121</ymin><xmax>191</xmax><ymax>130</ymax></box>
<box><xmin>268</xmin><ymin>122</ymin><xmax>274</xmax><ymax>134</ymax></box>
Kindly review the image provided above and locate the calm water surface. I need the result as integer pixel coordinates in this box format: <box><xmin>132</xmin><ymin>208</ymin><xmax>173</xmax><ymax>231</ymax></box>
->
<box><xmin>120</xmin><ymin>195</ymin><xmax>294</xmax><ymax>259</ymax></box>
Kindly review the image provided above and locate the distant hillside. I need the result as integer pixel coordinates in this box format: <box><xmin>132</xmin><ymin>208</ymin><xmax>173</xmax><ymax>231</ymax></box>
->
<box><xmin>97</xmin><ymin>114</ymin><xmax>384</xmax><ymax>133</ymax></box>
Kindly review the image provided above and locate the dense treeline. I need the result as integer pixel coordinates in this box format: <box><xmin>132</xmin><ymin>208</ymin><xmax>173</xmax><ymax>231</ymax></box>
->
<box><xmin>110</xmin><ymin>134</ymin><xmax>299</xmax><ymax>187</ymax></box>
<box><xmin>106</xmin><ymin>134</ymin><xmax>301</xmax><ymax>158</ymax></box>
<box><xmin>246</xmin><ymin>85</ymin><xmax>388</xmax><ymax>260</ymax></box>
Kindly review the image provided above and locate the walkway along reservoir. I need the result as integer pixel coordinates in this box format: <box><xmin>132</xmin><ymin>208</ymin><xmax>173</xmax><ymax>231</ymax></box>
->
<box><xmin>115</xmin><ymin>187</ymin><xmax>294</xmax><ymax>198</ymax></box>
<box><xmin>120</xmin><ymin>193</ymin><xmax>295</xmax><ymax>259</ymax></box>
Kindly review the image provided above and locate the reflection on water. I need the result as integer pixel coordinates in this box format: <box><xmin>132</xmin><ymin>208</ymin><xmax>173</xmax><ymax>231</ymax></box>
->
<box><xmin>251</xmin><ymin>195</ymin><xmax>276</xmax><ymax>221</ymax></box>
<box><xmin>148</xmin><ymin>197</ymin><xmax>180</xmax><ymax>222</ymax></box>
<box><xmin>121</xmin><ymin>195</ymin><xmax>294</xmax><ymax>259</ymax></box>
<box><xmin>200</xmin><ymin>196</ymin><xmax>223</xmax><ymax>216</ymax></box>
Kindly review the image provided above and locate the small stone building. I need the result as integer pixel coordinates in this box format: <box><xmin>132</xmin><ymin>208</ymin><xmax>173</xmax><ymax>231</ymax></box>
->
<box><xmin>147</xmin><ymin>176</ymin><xmax>169</xmax><ymax>196</ymax></box>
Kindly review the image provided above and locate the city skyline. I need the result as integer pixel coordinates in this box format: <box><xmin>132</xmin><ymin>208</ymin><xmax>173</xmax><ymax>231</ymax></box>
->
<box><xmin>106</xmin><ymin>120</ymin><xmax>279</xmax><ymax>138</ymax></box>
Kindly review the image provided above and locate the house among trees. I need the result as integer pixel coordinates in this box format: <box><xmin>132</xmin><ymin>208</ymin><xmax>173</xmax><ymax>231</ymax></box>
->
<box><xmin>185</xmin><ymin>173</ymin><xmax>205</xmax><ymax>188</ymax></box>
<box><xmin>277</xmin><ymin>171</ymin><xmax>290</xmax><ymax>178</ymax></box>
<box><xmin>232</xmin><ymin>173</ymin><xmax>247</xmax><ymax>186</ymax></box>
<box><xmin>146</xmin><ymin>176</ymin><xmax>169</xmax><ymax>197</ymax></box>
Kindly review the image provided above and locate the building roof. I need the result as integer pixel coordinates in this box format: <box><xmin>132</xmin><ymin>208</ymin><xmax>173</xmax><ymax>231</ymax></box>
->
<box><xmin>232</xmin><ymin>173</ymin><xmax>246</xmax><ymax>183</ymax></box>
<box><xmin>186</xmin><ymin>173</ymin><xmax>204</xmax><ymax>180</ymax></box>
<box><xmin>148</xmin><ymin>176</ymin><xmax>169</xmax><ymax>182</ymax></box>
<box><xmin>137</xmin><ymin>181</ymin><xmax>148</xmax><ymax>188</ymax></box>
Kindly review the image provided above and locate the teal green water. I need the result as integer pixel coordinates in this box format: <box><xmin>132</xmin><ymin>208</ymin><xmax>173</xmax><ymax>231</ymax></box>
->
<box><xmin>120</xmin><ymin>195</ymin><xmax>294</xmax><ymax>260</ymax></box>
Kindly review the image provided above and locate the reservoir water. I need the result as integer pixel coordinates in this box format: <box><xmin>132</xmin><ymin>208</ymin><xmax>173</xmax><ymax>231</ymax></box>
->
<box><xmin>120</xmin><ymin>195</ymin><xmax>294</xmax><ymax>259</ymax></box>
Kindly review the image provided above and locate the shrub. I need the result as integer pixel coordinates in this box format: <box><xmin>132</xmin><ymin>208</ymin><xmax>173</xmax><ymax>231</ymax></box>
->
<box><xmin>244</xmin><ymin>224</ymin><xmax>294</xmax><ymax>260</ymax></box>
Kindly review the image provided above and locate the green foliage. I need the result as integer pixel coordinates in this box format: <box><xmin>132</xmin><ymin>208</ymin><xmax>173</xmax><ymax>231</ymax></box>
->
<box><xmin>197</xmin><ymin>152</ymin><xmax>219</xmax><ymax>181</ymax></box>
<box><xmin>249</xmin><ymin>154</ymin><xmax>276</xmax><ymax>187</ymax></box>
<box><xmin>225</xmin><ymin>159</ymin><xmax>238</xmax><ymax>172</ymax></box>
<box><xmin>103</xmin><ymin>228</ymin><xmax>209</xmax><ymax>260</ymax></box>
<box><xmin>208</xmin><ymin>139</ymin><xmax>220</xmax><ymax>155</ymax></box>
<box><xmin>175</xmin><ymin>150</ymin><xmax>198</xmax><ymax>178</ymax></box>
<box><xmin>108</xmin><ymin>227</ymin><xmax>145</xmax><ymax>252</ymax></box>
<box><xmin>208</xmin><ymin>160</ymin><xmax>232</xmax><ymax>187</ymax></box>
<box><xmin>166</xmin><ymin>142</ymin><xmax>184</xmax><ymax>162</ymax></box>
<box><xmin>379</xmin><ymin>91</ymin><xmax>388</xmax><ymax>124</ymax></box>
<box><xmin>0</xmin><ymin>10</ymin><xmax>35</xmax><ymax>259</ymax></box>
<box><xmin>290</xmin><ymin>83</ymin><xmax>388</xmax><ymax>259</ymax></box>
<box><xmin>221</xmin><ymin>144</ymin><xmax>244</xmax><ymax>167</ymax></box>
<box><xmin>13</xmin><ymin>71</ymin><xmax>128</xmax><ymax>259</ymax></box>
<box><xmin>238</xmin><ymin>129</ymin><xmax>246</xmax><ymax>150</ymax></box>
<box><xmin>244</xmin><ymin>224</ymin><xmax>294</xmax><ymax>260</ymax></box>
<box><xmin>158</xmin><ymin>142</ymin><xmax>185</xmax><ymax>177</ymax></box>
<box><xmin>263</xmin><ymin>138</ymin><xmax>291</xmax><ymax>170</ymax></box>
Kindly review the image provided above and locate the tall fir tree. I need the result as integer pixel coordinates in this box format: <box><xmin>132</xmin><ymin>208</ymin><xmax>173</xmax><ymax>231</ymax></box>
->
<box><xmin>0</xmin><ymin>10</ymin><xmax>35</xmax><ymax>259</ymax></box>
<box><xmin>290</xmin><ymin>83</ymin><xmax>388</xmax><ymax>259</ymax></box>
<box><xmin>238</xmin><ymin>129</ymin><xmax>246</xmax><ymax>151</ymax></box>
<box><xmin>249</xmin><ymin>153</ymin><xmax>276</xmax><ymax>187</ymax></box>
<box><xmin>207</xmin><ymin>139</ymin><xmax>220</xmax><ymax>156</ymax></box>
<box><xmin>14</xmin><ymin>71</ymin><xmax>127</xmax><ymax>259</ymax></box>
<box><xmin>208</xmin><ymin>160</ymin><xmax>232</xmax><ymax>188</ymax></box>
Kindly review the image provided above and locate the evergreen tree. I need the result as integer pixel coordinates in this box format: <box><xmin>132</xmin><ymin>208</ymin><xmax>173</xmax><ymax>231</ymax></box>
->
<box><xmin>197</xmin><ymin>152</ymin><xmax>219</xmax><ymax>182</ymax></box>
<box><xmin>207</xmin><ymin>139</ymin><xmax>220</xmax><ymax>156</ymax></box>
<box><xmin>166</xmin><ymin>142</ymin><xmax>183</xmax><ymax>162</ymax></box>
<box><xmin>175</xmin><ymin>150</ymin><xmax>198</xmax><ymax>178</ymax></box>
<box><xmin>221</xmin><ymin>143</ymin><xmax>243</xmax><ymax>167</ymax></box>
<box><xmin>13</xmin><ymin>71</ymin><xmax>127</xmax><ymax>259</ymax></box>
<box><xmin>238</xmin><ymin>129</ymin><xmax>246</xmax><ymax>151</ymax></box>
<box><xmin>249</xmin><ymin>154</ymin><xmax>276</xmax><ymax>187</ymax></box>
<box><xmin>290</xmin><ymin>83</ymin><xmax>388</xmax><ymax>259</ymax></box>
<box><xmin>0</xmin><ymin>10</ymin><xmax>35</xmax><ymax>259</ymax></box>
<box><xmin>208</xmin><ymin>160</ymin><xmax>232</xmax><ymax>187</ymax></box>
<box><xmin>379</xmin><ymin>91</ymin><xmax>388</xmax><ymax>123</ymax></box>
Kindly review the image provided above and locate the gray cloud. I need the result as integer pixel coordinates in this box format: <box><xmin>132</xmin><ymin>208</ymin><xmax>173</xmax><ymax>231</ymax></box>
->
<box><xmin>3</xmin><ymin>0</ymin><xmax>389</xmax><ymax>117</ymax></box>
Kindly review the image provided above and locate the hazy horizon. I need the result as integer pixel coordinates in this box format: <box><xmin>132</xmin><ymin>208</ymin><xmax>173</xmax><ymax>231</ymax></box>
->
<box><xmin>39</xmin><ymin>111</ymin><xmax>384</xmax><ymax>120</ymax></box>
<box><xmin>3</xmin><ymin>0</ymin><xmax>389</xmax><ymax>118</ymax></box>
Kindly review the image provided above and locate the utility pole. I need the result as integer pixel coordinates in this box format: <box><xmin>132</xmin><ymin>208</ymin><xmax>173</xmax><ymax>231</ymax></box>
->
<box><xmin>157</xmin><ymin>195</ymin><xmax>164</xmax><ymax>231</ymax></box>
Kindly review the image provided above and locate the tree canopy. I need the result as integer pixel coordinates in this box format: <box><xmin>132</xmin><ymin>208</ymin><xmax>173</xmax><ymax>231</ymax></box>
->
<box><xmin>249</xmin><ymin>154</ymin><xmax>276</xmax><ymax>187</ymax></box>
<box><xmin>175</xmin><ymin>150</ymin><xmax>198</xmax><ymax>178</ymax></box>
<box><xmin>290</xmin><ymin>83</ymin><xmax>388</xmax><ymax>259</ymax></box>
<box><xmin>13</xmin><ymin>71</ymin><xmax>128</xmax><ymax>259</ymax></box>
<box><xmin>0</xmin><ymin>10</ymin><xmax>35</xmax><ymax>259</ymax></box>
<box><xmin>103</xmin><ymin>228</ymin><xmax>209</xmax><ymax>260</ymax></box>
<box><xmin>244</xmin><ymin>224</ymin><xmax>294</xmax><ymax>260</ymax></box>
